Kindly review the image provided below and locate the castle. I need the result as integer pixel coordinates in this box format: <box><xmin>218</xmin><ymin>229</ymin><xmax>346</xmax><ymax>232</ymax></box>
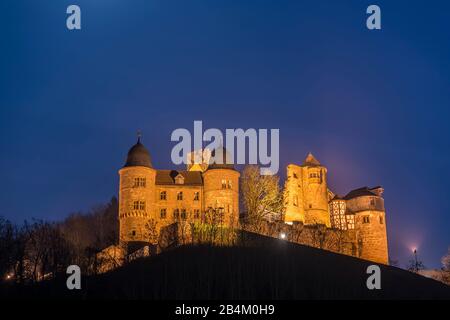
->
<box><xmin>118</xmin><ymin>137</ymin><xmax>389</xmax><ymax>265</ymax></box>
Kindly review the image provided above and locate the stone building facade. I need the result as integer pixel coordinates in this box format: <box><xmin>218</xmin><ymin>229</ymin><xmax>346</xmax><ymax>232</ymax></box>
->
<box><xmin>118</xmin><ymin>138</ymin><xmax>239</xmax><ymax>245</ymax></box>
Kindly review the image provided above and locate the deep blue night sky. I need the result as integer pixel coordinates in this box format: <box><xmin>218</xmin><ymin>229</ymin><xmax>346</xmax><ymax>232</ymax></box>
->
<box><xmin>1</xmin><ymin>1</ymin><xmax>449</xmax><ymax>268</ymax></box>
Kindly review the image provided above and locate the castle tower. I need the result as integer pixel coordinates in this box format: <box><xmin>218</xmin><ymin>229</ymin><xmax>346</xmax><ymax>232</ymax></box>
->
<box><xmin>344</xmin><ymin>187</ymin><xmax>389</xmax><ymax>264</ymax></box>
<box><xmin>118</xmin><ymin>136</ymin><xmax>157</xmax><ymax>244</ymax></box>
<box><xmin>284</xmin><ymin>153</ymin><xmax>331</xmax><ymax>227</ymax></box>
<box><xmin>203</xmin><ymin>147</ymin><xmax>240</xmax><ymax>227</ymax></box>
<box><xmin>302</xmin><ymin>153</ymin><xmax>331</xmax><ymax>227</ymax></box>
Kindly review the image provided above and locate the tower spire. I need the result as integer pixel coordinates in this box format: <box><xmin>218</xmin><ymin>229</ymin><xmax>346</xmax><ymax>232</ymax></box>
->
<box><xmin>137</xmin><ymin>130</ymin><xmax>142</xmax><ymax>143</ymax></box>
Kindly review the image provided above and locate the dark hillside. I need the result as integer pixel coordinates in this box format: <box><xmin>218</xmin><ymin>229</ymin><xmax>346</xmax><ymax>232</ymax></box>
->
<box><xmin>2</xmin><ymin>235</ymin><xmax>449</xmax><ymax>299</ymax></box>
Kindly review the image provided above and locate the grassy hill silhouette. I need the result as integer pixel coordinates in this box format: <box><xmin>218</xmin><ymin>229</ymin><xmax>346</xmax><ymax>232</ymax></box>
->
<box><xmin>2</xmin><ymin>234</ymin><xmax>449</xmax><ymax>299</ymax></box>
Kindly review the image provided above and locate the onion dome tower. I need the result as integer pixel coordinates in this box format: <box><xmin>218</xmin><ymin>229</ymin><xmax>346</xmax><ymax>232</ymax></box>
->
<box><xmin>118</xmin><ymin>133</ymin><xmax>157</xmax><ymax>245</ymax></box>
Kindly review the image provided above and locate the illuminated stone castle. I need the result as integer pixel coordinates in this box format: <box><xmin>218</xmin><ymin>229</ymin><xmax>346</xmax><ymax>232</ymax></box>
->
<box><xmin>118</xmin><ymin>138</ymin><xmax>388</xmax><ymax>265</ymax></box>
<box><xmin>118</xmin><ymin>137</ymin><xmax>239</xmax><ymax>244</ymax></box>
<box><xmin>284</xmin><ymin>153</ymin><xmax>389</xmax><ymax>264</ymax></box>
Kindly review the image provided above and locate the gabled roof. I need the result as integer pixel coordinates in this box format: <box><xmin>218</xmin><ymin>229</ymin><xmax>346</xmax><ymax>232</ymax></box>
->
<box><xmin>343</xmin><ymin>187</ymin><xmax>379</xmax><ymax>200</ymax></box>
<box><xmin>302</xmin><ymin>152</ymin><xmax>321</xmax><ymax>167</ymax></box>
<box><xmin>156</xmin><ymin>170</ymin><xmax>203</xmax><ymax>186</ymax></box>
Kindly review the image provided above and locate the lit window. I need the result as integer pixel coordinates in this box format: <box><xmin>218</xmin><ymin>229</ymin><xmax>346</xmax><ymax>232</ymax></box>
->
<box><xmin>177</xmin><ymin>192</ymin><xmax>183</xmax><ymax>200</ymax></box>
<box><xmin>347</xmin><ymin>215</ymin><xmax>355</xmax><ymax>230</ymax></box>
<box><xmin>132</xmin><ymin>201</ymin><xmax>145</xmax><ymax>210</ymax></box>
<box><xmin>160</xmin><ymin>208</ymin><xmax>166</xmax><ymax>219</ymax></box>
<box><xmin>175</xmin><ymin>175</ymin><xmax>184</xmax><ymax>185</ymax></box>
<box><xmin>134</xmin><ymin>177</ymin><xmax>146</xmax><ymax>187</ymax></box>
<box><xmin>194</xmin><ymin>192</ymin><xmax>199</xmax><ymax>201</ymax></box>
<box><xmin>160</xmin><ymin>191</ymin><xmax>167</xmax><ymax>200</ymax></box>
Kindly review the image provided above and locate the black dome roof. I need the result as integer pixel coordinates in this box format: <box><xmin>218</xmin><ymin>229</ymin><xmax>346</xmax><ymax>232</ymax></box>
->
<box><xmin>208</xmin><ymin>146</ymin><xmax>234</xmax><ymax>170</ymax></box>
<box><xmin>123</xmin><ymin>138</ymin><xmax>152</xmax><ymax>168</ymax></box>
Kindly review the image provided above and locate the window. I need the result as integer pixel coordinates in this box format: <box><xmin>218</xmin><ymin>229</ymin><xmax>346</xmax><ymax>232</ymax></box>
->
<box><xmin>346</xmin><ymin>215</ymin><xmax>355</xmax><ymax>230</ymax></box>
<box><xmin>175</xmin><ymin>175</ymin><xmax>184</xmax><ymax>185</ymax></box>
<box><xmin>134</xmin><ymin>177</ymin><xmax>146</xmax><ymax>187</ymax></box>
<box><xmin>309</xmin><ymin>204</ymin><xmax>312</xmax><ymax>209</ymax></box>
<box><xmin>379</xmin><ymin>216</ymin><xmax>383</xmax><ymax>224</ymax></box>
<box><xmin>221</xmin><ymin>179</ymin><xmax>227</xmax><ymax>189</ymax></box>
<box><xmin>293</xmin><ymin>173</ymin><xmax>298</xmax><ymax>179</ymax></box>
<box><xmin>293</xmin><ymin>195</ymin><xmax>298</xmax><ymax>207</ymax></box>
<box><xmin>370</xmin><ymin>198</ymin><xmax>375</xmax><ymax>206</ymax></box>
<box><xmin>160</xmin><ymin>208</ymin><xmax>167</xmax><ymax>219</ymax></box>
<box><xmin>227</xmin><ymin>180</ymin><xmax>232</xmax><ymax>189</ymax></box>
<box><xmin>173</xmin><ymin>209</ymin><xmax>179</xmax><ymax>219</ymax></box>
<box><xmin>363</xmin><ymin>216</ymin><xmax>370</xmax><ymax>224</ymax></box>
<box><xmin>194</xmin><ymin>192</ymin><xmax>199</xmax><ymax>201</ymax></box>
<box><xmin>160</xmin><ymin>191</ymin><xmax>167</xmax><ymax>200</ymax></box>
<box><xmin>181</xmin><ymin>209</ymin><xmax>187</xmax><ymax>220</ymax></box>
<box><xmin>194</xmin><ymin>209</ymin><xmax>200</xmax><ymax>219</ymax></box>
<box><xmin>309</xmin><ymin>172</ymin><xmax>318</xmax><ymax>178</ymax></box>
<box><xmin>131</xmin><ymin>230</ymin><xmax>136</xmax><ymax>236</ymax></box>
<box><xmin>133</xmin><ymin>201</ymin><xmax>145</xmax><ymax>210</ymax></box>
<box><xmin>177</xmin><ymin>191</ymin><xmax>183</xmax><ymax>200</ymax></box>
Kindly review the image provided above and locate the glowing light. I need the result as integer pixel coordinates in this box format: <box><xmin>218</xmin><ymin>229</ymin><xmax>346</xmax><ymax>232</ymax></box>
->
<box><xmin>280</xmin><ymin>232</ymin><xmax>286</xmax><ymax>239</ymax></box>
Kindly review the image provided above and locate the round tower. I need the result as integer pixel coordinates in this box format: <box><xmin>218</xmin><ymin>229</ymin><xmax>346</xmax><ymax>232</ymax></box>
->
<box><xmin>345</xmin><ymin>187</ymin><xmax>389</xmax><ymax>264</ymax></box>
<box><xmin>118</xmin><ymin>137</ymin><xmax>156</xmax><ymax>244</ymax></box>
<box><xmin>302</xmin><ymin>153</ymin><xmax>331</xmax><ymax>227</ymax></box>
<box><xmin>203</xmin><ymin>147</ymin><xmax>240</xmax><ymax>228</ymax></box>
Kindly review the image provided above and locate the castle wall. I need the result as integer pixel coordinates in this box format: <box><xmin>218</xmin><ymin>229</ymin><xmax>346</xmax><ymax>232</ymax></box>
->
<box><xmin>154</xmin><ymin>185</ymin><xmax>203</xmax><ymax>229</ymax></box>
<box><xmin>284</xmin><ymin>165</ymin><xmax>305</xmax><ymax>223</ymax></box>
<box><xmin>203</xmin><ymin>168</ymin><xmax>240</xmax><ymax>228</ymax></box>
<box><xmin>242</xmin><ymin>221</ymin><xmax>357</xmax><ymax>258</ymax></box>
<box><xmin>355</xmin><ymin>210</ymin><xmax>389</xmax><ymax>264</ymax></box>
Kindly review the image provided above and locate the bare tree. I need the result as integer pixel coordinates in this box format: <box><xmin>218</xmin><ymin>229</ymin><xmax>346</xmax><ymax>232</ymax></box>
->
<box><xmin>0</xmin><ymin>217</ymin><xmax>15</xmax><ymax>281</ymax></box>
<box><xmin>240</xmin><ymin>165</ymin><xmax>284</xmax><ymax>232</ymax></box>
<box><xmin>144</xmin><ymin>218</ymin><xmax>159</xmax><ymax>244</ymax></box>
<box><xmin>440</xmin><ymin>247</ymin><xmax>450</xmax><ymax>285</ymax></box>
<box><xmin>407</xmin><ymin>249</ymin><xmax>425</xmax><ymax>273</ymax></box>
